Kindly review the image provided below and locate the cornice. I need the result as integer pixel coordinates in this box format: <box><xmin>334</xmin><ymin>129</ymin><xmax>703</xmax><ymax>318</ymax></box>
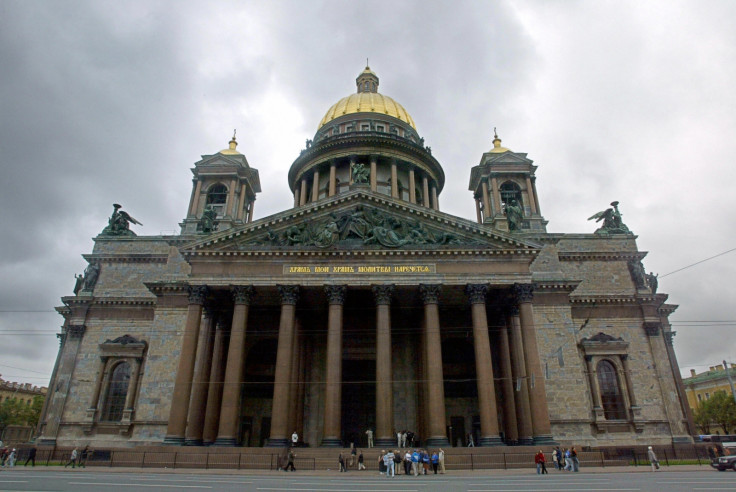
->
<box><xmin>83</xmin><ymin>254</ymin><xmax>168</xmax><ymax>264</ymax></box>
<box><xmin>558</xmin><ymin>251</ymin><xmax>647</xmax><ymax>262</ymax></box>
<box><xmin>92</xmin><ymin>297</ymin><xmax>156</xmax><ymax>307</ymax></box>
<box><xmin>144</xmin><ymin>281</ymin><xmax>190</xmax><ymax>296</ymax></box>
<box><xmin>570</xmin><ymin>295</ymin><xmax>639</xmax><ymax>305</ymax></box>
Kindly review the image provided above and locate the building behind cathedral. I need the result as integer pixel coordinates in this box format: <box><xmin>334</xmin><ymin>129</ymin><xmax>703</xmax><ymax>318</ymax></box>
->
<box><xmin>37</xmin><ymin>67</ymin><xmax>695</xmax><ymax>449</ymax></box>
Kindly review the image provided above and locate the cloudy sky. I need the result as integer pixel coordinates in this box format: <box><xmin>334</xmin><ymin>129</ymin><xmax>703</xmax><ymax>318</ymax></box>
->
<box><xmin>1</xmin><ymin>0</ymin><xmax>735</xmax><ymax>387</ymax></box>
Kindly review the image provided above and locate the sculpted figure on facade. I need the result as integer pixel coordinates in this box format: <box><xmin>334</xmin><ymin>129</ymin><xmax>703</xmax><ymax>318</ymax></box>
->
<box><xmin>351</xmin><ymin>162</ymin><xmax>369</xmax><ymax>184</ymax></box>
<box><xmin>505</xmin><ymin>198</ymin><xmax>523</xmax><ymax>232</ymax></box>
<box><xmin>73</xmin><ymin>273</ymin><xmax>85</xmax><ymax>295</ymax></box>
<box><xmin>101</xmin><ymin>203</ymin><xmax>142</xmax><ymax>236</ymax></box>
<box><xmin>588</xmin><ymin>201</ymin><xmax>631</xmax><ymax>235</ymax></box>
<box><xmin>198</xmin><ymin>205</ymin><xmax>219</xmax><ymax>234</ymax></box>
<box><xmin>627</xmin><ymin>260</ymin><xmax>647</xmax><ymax>289</ymax></box>
<box><xmin>82</xmin><ymin>263</ymin><xmax>100</xmax><ymax>292</ymax></box>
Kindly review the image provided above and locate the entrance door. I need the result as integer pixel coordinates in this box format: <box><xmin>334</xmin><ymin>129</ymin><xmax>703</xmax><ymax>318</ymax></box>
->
<box><xmin>259</xmin><ymin>417</ymin><xmax>271</xmax><ymax>447</ymax></box>
<box><xmin>450</xmin><ymin>416</ymin><xmax>465</xmax><ymax>447</ymax></box>
<box><xmin>341</xmin><ymin>359</ymin><xmax>375</xmax><ymax>447</ymax></box>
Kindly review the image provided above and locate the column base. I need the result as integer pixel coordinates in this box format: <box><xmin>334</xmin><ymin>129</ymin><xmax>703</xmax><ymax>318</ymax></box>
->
<box><xmin>266</xmin><ymin>438</ymin><xmax>290</xmax><ymax>447</ymax></box>
<box><xmin>184</xmin><ymin>438</ymin><xmax>203</xmax><ymax>446</ymax></box>
<box><xmin>321</xmin><ymin>437</ymin><xmax>342</xmax><ymax>447</ymax></box>
<box><xmin>425</xmin><ymin>436</ymin><xmax>450</xmax><ymax>447</ymax></box>
<box><xmin>375</xmin><ymin>437</ymin><xmax>396</xmax><ymax>447</ymax></box>
<box><xmin>532</xmin><ymin>435</ymin><xmax>557</xmax><ymax>446</ymax></box>
<box><xmin>479</xmin><ymin>435</ymin><xmax>506</xmax><ymax>446</ymax></box>
<box><xmin>213</xmin><ymin>437</ymin><xmax>238</xmax><ymax>446</ymax></box>
<box><xmin>517</xmin><ymin>437</ymin><xmax>534</xmax><ymax>446</ymax></box>
<box><xmin>162</xmin><ymin>436</ymin><xmax>185</xmax><ymax>446</ymax></box>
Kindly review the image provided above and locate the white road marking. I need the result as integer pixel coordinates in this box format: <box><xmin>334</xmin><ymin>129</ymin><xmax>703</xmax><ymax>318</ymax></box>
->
<box><xmin>68</xmin><ymin>482</ymin><xmax>212</xmax><ymax>488</ymax></box>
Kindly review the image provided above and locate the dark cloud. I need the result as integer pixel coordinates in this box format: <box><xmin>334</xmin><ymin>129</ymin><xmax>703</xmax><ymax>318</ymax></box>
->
<box><xmin>1</xmin><ymin>0</ymin><xmax>735</xmax><ymax>384</ymax></box>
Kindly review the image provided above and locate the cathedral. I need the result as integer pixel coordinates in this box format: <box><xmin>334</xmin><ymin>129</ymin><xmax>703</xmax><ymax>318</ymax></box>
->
<box><xmin>38</xmin><ymin>66</ymin><xmax>695</xmax><ymax>449</ymax></box>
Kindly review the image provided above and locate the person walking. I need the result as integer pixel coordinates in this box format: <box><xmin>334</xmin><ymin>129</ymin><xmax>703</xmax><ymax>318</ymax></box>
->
<box><xmin>79</xmin><ymin>445</ymin><xmax>89</xmax><ymax>468</ymax></box>
<box><xmin>564</xmin><ymin>448</ymin><xmax>572</xmax><ymax>471</ymax></box>
<box><xmin>438</xmin><ymin>448</ymin><xmax>445</xmax><ymax>474</ymax></box>
<box><xmin>535</xmin><ymin>450</ymin><xmax>548</xmax><ymax>474</ymax></box>
<box><xmin>404</xmin><ymin>450</ymin><xmax>412</xmax><ymax>475</ymax></box>
<box><xmin>647</xmin><ymin>446</ymin><xmax>660</xmax><ymax>471</ymax></box>
<box><xmin>571</xmin><ymin>446</ymin><xmax>579</xmax><ymax>472</ymax></box>
<box><xmin>24</xmin><ymin>447</ymin><xmax>36</xmax><ymax>467</ymax></box>
<box><xmin>64</xmin><ymin>448</ymin><xmax>78</xmax><ymax>469</ymax></box>
<box><xmin>431</xmin><ymin>450</ymin><xmax>439</xmax><ymax>474</ymax></box>
<box><xmin>358</xmin><ymin>450</ymin><xmax>365</xmax><ymax>470</ymax></box>
<box><xmin>467</xmin><ymin>434</ymin><xmax>475</xmax><ymax>447</ymax></box>
<box><xmin>339</xmin><ymin>452</ymin><xmax>346</xmax><ymax>472</ymax></box>
<box><xmin>551</xmin><ymin>447</ymin><xmax>559</xmax><ymax>470</ymax></box>
<box><xmin>6</xmin><ymin>450</ymin><xmax>15</xmax><ymax>468</ymax></box>
<box><xmin>422</xmin><ymin>449</ymin><xmax>430</xmax><ymax>475</ymax></box>
<box><xmin>378</xmin><ymin>450</ymin><xmax>385</xmax><ymax>475</ymax></box>
<box><xmin>284</xmin><ymin>448</ymin><xmax>296</xmax><ymax>471</ymax></box>
<box><xmin>393</xmin><ymin>449</ymin><xmax>402</xmax><ymax>475</ymax></box>
<box><xmin>349</xmin><ymin>445</ymin><xmax>356</xmax><ymax>468</ymax></box>
<box><xmin>365</xmin><ymin>429</ymin><xmax>374</xmax><ymax>448</ymax></box>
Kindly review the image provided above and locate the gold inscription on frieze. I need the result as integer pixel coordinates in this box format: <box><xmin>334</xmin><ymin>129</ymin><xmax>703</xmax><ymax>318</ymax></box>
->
<box><xmin>282</xmin><ymin>265</ymin><xmax>436</xmax><ymax>274</ymax></box>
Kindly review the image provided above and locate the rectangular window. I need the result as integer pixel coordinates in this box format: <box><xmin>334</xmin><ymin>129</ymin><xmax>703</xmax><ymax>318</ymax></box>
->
<box><xmin>361</xmin><ymin>124</ymin><xmax>369</xmax><ymax>131</ymax></box>
<box><xmin>376</xmin><ymin>125</ymin><xmax>384</xmax><ymax>132</ymax></box>
<box><xmin>697</xmin><ymin>394</ymin><xmax>702</xmax><ymax>401</ymax></box>
<box><xmin>706</xmin><ymin>392</ymin><xmax>710</xmax><ymax>399</ymax></box>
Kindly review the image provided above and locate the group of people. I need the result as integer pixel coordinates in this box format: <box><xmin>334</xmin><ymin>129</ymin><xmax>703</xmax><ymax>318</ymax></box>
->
<box><xmin>375</xmin><ymin>448</ymin><xmax>445</xmax><ymax>476</ymax></box>
<box><xmin>64</xmin><ymin>446</ymin><xmax>91</xmax><ymax>469</ymax></box>
<box><xmin>337</xmin><ymin>446</ymin><xmax>365</xmax><ymax>472</ymax></box>
<box><xmin>545</xmin><ymin>446</ymin><xmax>579</xmax><ymax>472</ymax></box>
<box><xmin>0</xmin><ymin>446</ymin><xmax>17</xmax><ymax>468</ymax></box>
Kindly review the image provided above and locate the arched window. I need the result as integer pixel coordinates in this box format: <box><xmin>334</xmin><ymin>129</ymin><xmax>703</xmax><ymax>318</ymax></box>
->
<box><xmin>205</xmin><ymin>184</ymin><xmax>228</xmax><ymax>217</ymax></box>
<box><xmin>102</xmin><ymin>362</ymin><xmax>131</xmax><ymax>422</ymax></box>
<box><xmin>499</xmin><ymin>181</ymin><xmax>523</xmax><ymax>209</ymax></box>
<box><xmin>597</xmin><ymin>360</ymin><xmax>627</xmax><ymax>420</ymax></box>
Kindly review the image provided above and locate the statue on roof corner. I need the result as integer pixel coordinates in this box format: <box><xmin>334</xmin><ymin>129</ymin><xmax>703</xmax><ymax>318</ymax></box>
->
<box><xmin>100</xmin><ymin>204</ymin><xmax>142</xmax><ymax>237</ymax></box>
<box><xmin>588</xmin><ymin>201</ymin><xmax>631</xmax><ymax>235</ymax></box>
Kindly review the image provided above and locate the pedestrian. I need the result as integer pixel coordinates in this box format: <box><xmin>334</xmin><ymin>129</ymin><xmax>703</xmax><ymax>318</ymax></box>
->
<box><xmin>647</xmin><ymin>446</ymin><xmax>660</xmax><ymax>471</ymax></box>
<box><xmin>378</xmin><ymin>450</ymin><xmax>385</xmax><ymax>475</ymax></box>
<box><xmin>401</xmin><ymin>430</ymin><xmax>407</xmax><ymax>448</ymax></box>
<box><xmin>383</xmin><ymin>449</ymin><xmax>395</xmax><ymax>477</ymax></box>
<box><xmin>422</xmin><ymin>449</ymin><xmax>430</xmax><ymax>474</ymax></box>
<box><xmin>64</xmin><ymin>448</ymin><xmax>78</xmax><ymax>468</ymax></box>
<box><xmin>339</xmin><ymin>452</ymin><xmax>346</xmax><ymax>472</ymax></box>
<box><xmin>358</xmin><ymin>450</ymin><xmax>365</xmax><ymax>470</ymax></box>
<box><xmin>439</xmin><ymin>448</ymin><xmax>445</xmax><ymax>474</ymax></box>
<box><xmin>397</xmin><ymin>431</ymin><xmax>402</xmax><ymax>448</ymax></box>
<box><xmin>79</xmin><ymin>445</ymin><xmax>89</xmax><ymax>468</ymax></box>
<box><xmin>349</xmin><ymin>444</ymin><xmax>356</xmax><ymax>468</ymax></box>
<box><xmin>564</xmin><ymin>448</ymin><xmax>572</xmax><ymax>471</ymax></box>
<box><xmin>365</xmin><ymin>429</ymin><xmax>374</xmax><ymax>448</ymax></box>
<box><xmin>0</xmin><ymin>447</ymin><xmax>6</xmax><ymax>467</ymax></box>
<box><xmin>551</xmin><ymin>447</ymin><xmax>559</xmax><ymax>470</ymax></box>
<box><xmin>535</xmin><ymin>449</ymin><xmax>548</xmax><ymax>474</ymax></box>
<box><xmin>393</xmin><ymin>449</ymin><xmax>402</xmax><ymax>474</ymax></box>
<box><xmin>7</xmin><ymin>449</ymin><xmax>15</xmax><ymax>468</ymax></box>
<box><xmin>407</xmin><ymin>430</ymin><xmax>415</xmax><ymax>447</ymax></box>
<box><xmin>571</xmin><ymin>446</ymin><xmax>579</xmax><ymax>472</ymax></box>
<box><xmin>24</xmin><ymin>447</ymin><xmax>36</xmax><ymax>467</ymax></box>
<box><xmin>411</xmin><ymin>449</ymin><xmax>420</xmax><ymax>476</ymax></box>
<box><xmin>285</xmin><ymin>448</ymin><xmax>296</xmax><ymax>471</ymax></box>
<box><xmin>404</xmin><ymin>450</ymin><xmax>412</xmax><ymax>475</ymax></box>
<box><xmin>291</xmin><ymin>431</ymin><xmax>299</xmax><ymax>447</ymax></box>
<box><xmin>431</xmin><ymin>450</ymin><xmax>439</xmax><ymax>474</ymax></box>
<box><xmin>467</xmin><ymin>433</ymin><xmax>475</xmax><ymax>447</ymax></box>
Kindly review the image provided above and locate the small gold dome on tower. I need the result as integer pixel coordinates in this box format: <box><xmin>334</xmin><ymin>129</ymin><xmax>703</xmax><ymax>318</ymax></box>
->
<box><xmin>489</xmin><ymin>127</ymin><xmax>511</xmax><ymax>153</ymax></box>
<box><xmin>219</xmin><ymin>130</ymin><xmax>242</xmax><ymax>155</ymax></box>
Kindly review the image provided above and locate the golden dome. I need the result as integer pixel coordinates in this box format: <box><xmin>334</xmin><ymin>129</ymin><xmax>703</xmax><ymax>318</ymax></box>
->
<box><xmin>218</xmin><ymin>130</ymin><xmax>241</xmax><ymax>155</ymax></box>
<box><xmin>318</xmin><ymin>92</ymin><xmax>417</xmax><ymax>130</ymax></box>
<box><xmin>489</xmin><ymin>128</ymin><xmax>511</xmax><ymax>153</ymax></box>
<box><xmin>317</xmin><ymin>66</ymin><xmax>416</xmax><ymax>131</ymax></box>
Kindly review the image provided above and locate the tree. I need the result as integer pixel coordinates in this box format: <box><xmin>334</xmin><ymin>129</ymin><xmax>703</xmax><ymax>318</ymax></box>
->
<box><xmin>707</xmin><ymin>391</ymin><xmax>736</xmax><ymax>435</ymax></box>
<box><xmin>693</xmin><ymin>402</ymin><xmax>713</xmax><ymax>434</ymax></box>
<box><xmin>0</xmin><ymin>395</ymin><xmax>44</xmax><ymax>434</ymax></box>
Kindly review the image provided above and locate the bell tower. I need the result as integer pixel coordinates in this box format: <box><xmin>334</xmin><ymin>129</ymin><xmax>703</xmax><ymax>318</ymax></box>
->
<box><xmin>468</xmin><ymin>130</ymin><xmax>546</xmax><ymax>233</ymax></box>
<box><xmin>180</xmin><ymin>132</ymin><xmax>261</xmax><ymax>235</ymax></box>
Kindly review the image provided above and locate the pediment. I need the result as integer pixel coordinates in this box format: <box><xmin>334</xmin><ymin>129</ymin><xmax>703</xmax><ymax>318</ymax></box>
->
<box><xmin>482</xmin><ymin>151</ymin><xmax>532</xmax><ymax>165</ymax></box>
<box><xmin>195</xmin><ymin>152</ymin><xmax>249</xmax><ymax>169</ymax></box>
<box><xmin>181</xmin><ymin>190</ymin><xmax>541</xmax><ymax>254</ymax></box>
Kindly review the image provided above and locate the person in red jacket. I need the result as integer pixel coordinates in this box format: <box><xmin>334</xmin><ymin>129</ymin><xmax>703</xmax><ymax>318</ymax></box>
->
<box><xmin>535</xmin><ymin>450</ymin><xmax>548</xmax><ymax>474</ymax></box>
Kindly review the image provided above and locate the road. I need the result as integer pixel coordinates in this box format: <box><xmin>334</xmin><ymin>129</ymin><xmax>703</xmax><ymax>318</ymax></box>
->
<box><xmin>0</xmin><ymin>468</ymin><xmax>732</xmax><ymax>491</ymax></box>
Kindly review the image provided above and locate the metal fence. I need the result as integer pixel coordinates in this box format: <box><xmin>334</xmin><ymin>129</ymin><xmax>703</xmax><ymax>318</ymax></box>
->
<box><xmin>7</xmin><ymin>444</ymin><xmax>713</xmax><ymax>471</ymax></box>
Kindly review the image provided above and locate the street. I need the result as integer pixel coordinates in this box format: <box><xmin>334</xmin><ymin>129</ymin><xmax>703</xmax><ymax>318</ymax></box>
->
<box><xmin>0</xmin><ymin>468</ymin><xmax>732</xmax><ymax>492</ymax></box>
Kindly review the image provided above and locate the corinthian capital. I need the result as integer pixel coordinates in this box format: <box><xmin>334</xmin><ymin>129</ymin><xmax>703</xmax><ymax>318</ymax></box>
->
<box><xmin>231</xmin><ymin>285</ymin><xmax>254</xmax><ymax>305</ymax></box>
<box><xmin>188</xmin><ymin>285</ymin><xmax>208</xmax><ymax>305</ymax></box>
<box><xmin>278</xmin><ymin>285</ymin><xmax>300</xmax><ymax>305</ymax></box>
<box><xmin>419</xmin><ymin>284</ymin><xmax>441</xmax><ymax>305</ymax></box>
<box><xmin>513</xmin><ymin>283</ymin><xmax>534</xmax><ymax>303</ymax></box>
<box><xmin>465</xmin><ymin>284</ymin><xmax>488</xmax><ymax>304</ymax></box>
<box><xmin>372</xmin><ymin>284</ymin><xmax>394</xmax><ymax>305</ymax></box>
<box><xmin>324</xmin><ymin>285</ymin><xmax>347</xmax><ymax>305</ymax></box>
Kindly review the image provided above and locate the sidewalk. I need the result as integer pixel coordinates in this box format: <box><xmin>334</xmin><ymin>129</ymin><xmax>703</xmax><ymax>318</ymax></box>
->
<box><xmin>1</xmin><ymin>464</ymin><xmax>711</xmax><ymax>476</ymax></box>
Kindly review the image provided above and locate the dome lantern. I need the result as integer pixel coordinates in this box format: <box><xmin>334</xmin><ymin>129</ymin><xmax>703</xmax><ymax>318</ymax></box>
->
<box><xmin>356</xmin><ymin>65</ymin><xmax>379</xmax><ymax>93</ymax></box>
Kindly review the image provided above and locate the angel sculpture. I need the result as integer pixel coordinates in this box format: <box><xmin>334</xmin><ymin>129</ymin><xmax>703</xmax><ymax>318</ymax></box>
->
<box><xmin>101</xmin><ymin>203</ymin><xmax>143</xmax><ymax>236</ymax></box>
<box><xmin>587</xmin><ymin>201</ymin><xmax>631</xmax><ymax>235</ymax></box>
